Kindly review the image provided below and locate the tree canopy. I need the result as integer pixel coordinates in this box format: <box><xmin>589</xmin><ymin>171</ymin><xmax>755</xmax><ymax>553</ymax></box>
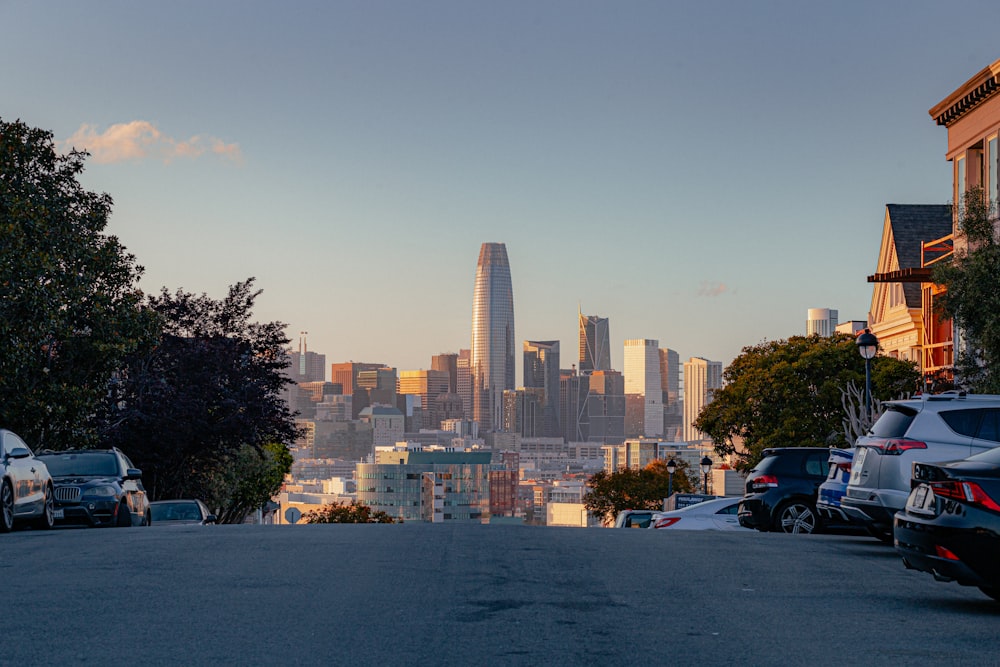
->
<box><xmin>304</xmin><ymin>501</ymin><xmax>398</xmax><ymax>524</ymax></box>
<box><xmin>98</xmin><ymin>279</ymin><xmax>299</xmax><ymax>519</ymax></box>
<box><xmin>932</xmin><ymin>187</ymin><xmax>1000</xmax><ymax>392</ymax></box>
<box><xmin>694</xmin><ymin>334</ymin><xmax>919</xmax><ymax>470</ymax></box>
<box><xmin>0</xmin><ymin>118</ymin><xmax>156</xmax><ymax>448</ymax></box>
<box><xmin>583</xmin><ymin>459</ymin><xmax>694</xmax><ymax>525</ymax></box>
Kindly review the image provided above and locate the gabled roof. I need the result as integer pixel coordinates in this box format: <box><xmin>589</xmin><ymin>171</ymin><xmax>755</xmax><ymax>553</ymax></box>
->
<box><xmin>889</xmin><ymin>204</ymin><xmax>952</xmax><ymax>307</ymax></box>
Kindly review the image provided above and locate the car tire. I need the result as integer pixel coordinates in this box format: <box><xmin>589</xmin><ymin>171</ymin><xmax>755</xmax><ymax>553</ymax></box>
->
<box><xmin>35</xmin><ymin>484</ymin><xmax>55</xmax><ymax>530</ymax></box>
<box><xmin>116</xmin><ymin>501</ymin><xmax>132</xmax><ymax>527</ymax></box>
<box><xmin>0</xmin><ymin>480</ymin><xmax>14</xmax><ymax>533</ymax></box>
<box><xmin>144</xmin><ymin>511</ymin><xmax>151</xmax><ymax>526</ymax></box>
<box><xmin>776</xmin><ymin>500</ymin><xmax>819</xmax><ymax>534</ymax></box>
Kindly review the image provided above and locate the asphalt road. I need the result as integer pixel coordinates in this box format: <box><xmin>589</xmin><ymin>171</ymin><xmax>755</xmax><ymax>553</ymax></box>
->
<box><xmin>5</xmin><ymin>523</ymin><xmax>997</xmax><ymax>666</ymax></box>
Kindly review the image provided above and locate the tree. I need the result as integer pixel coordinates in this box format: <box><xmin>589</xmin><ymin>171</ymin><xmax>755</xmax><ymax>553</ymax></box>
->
<box><xmin>583</xmin><ymin>459</ymin><xmax>694</xmax><ymax>526</ymax></box>
<box><xmin>304</xmin><ymin>501</ymin><xmax>398</xmax><ymax>524</ymax></box>
<box><xmin>932</xmin><ymin>186</ymin><xmax>1000</xmax><ymax>392</ymax></box>
<box><xmin>99</xmin><ymin>279</ymin><xmax>299</xmax><ymax>514</ymax></box>
<box><xmin>208</xmin><ymin>442</ymin><xmax>293</xmax><ymax>524</ymax></box>
<box><xmin>694</xmin><ymin>334</ymin><xmax>919</xmax><ymax>470</ymax></box>
<box><xmin>0</xmin><ymin>118</ymin><xmax>156</xmax><ymax>448</ymax></box>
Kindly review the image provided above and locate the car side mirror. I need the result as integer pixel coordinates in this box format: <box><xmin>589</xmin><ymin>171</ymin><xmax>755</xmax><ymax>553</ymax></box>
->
<box><xmin>8</xmin><ymin>447</ymin><xmax>31</xmax><ymax>460</ymax></box>
<box><xmin>204</xmin><ymin>514</ymin><xmax>217</xmax><ymax>524</ymax></box>
<box><xmin>125</xmin><ymin>468</ymin><xmax>142</xmax><ymax>480</ymax></box>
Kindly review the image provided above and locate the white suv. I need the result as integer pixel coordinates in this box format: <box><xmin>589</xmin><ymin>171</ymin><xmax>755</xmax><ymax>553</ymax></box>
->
<box><xmin>841</xmin><ymin>392</ymin><xmax>1000</xmax><ymax>540</ymax></box>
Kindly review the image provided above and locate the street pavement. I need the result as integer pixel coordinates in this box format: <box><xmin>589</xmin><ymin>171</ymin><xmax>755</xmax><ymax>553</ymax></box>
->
<box><xmin>5</xmin><ymin>522</ymin><xmax>998</xmax><ymax>666</ymax></box>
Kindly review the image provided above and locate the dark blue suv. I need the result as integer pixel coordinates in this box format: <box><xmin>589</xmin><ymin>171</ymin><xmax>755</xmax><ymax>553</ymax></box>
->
<box><xmin>36</xmin><ymin>449</ymin><xmax>150</xmax><ymax>527</ymax></box>
<box><xmin>738</xmin><ymin>447</ymin><xmax>831</xmax><ymax>534</ymax></box>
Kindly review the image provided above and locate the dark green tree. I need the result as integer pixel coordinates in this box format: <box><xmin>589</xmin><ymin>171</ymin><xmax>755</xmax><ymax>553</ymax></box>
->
<box><xmin>694</xmin><ymin>334</ymin><xmax>919</xmax><ymax>470</ymax></box>
<box><xmin>304</xmin><ymin>501</ymin><xmax>398</xmax><ymax>524</ymax></box>
<box><xmin>584</xmin><ymin>459</ymin><xmax>694</xmax><ymax>526</ymax></box>
<box><xmin>98</xmin><ymin>279</ymin><xmax>299</xmax><ymax>516</ymax></box>
<box><xmin>0</xmin><ymin>118</ymin><xmax>156</xmax><ymax>448</ymax></box>
<box><xmin>209</xmin><ymin>442</ymin><xmax>293</xmax><ymax>524</ymax></box>
<box><xmin>932</xmin><ymin>186</ymin><xmax>1000</xmax><ymax>392</ymax></box>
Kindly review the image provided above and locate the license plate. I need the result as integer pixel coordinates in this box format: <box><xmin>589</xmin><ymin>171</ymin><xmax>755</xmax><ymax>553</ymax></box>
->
<box><xmin>849</xmin><ymin>447</ymin><xmax>868</xmax><ymax>485</ymax></box>
<box><xmin>53</xmin><ymin>509</ymin><xmax>64</xmax><ymax>519</ymax></box>
<box><xmin>906</xmin><ymin>484</ymin><xmax>936</xmax><ymax>515</ymax></box>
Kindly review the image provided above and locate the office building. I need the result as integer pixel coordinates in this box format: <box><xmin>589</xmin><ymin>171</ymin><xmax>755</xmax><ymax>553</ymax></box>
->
<box><xmin>457</xmin><ymin>349</ymin><xmax>472</xmax><ymax>420</ymax></box>
<box><xmin>586</xmin><ymin>370</ymin><xmax>625</xmax><ymax>444</ymax></box>
<box><xmin>579</xmin><ymin>310</ymin><xmax>611</xmax><ymax>374</ymax></box>
<box><xmin>660</xmin><ymin>347</ymin><xmax>682</xmax><ymax>441</ymax></box>
<box><xmin>523</xmin><ymin>340</ymin><xmax>561</xmax><ymax>437</ymax></box>
<box><xmin>470</xmin><ymin>242</ymin><xmax>516</xmax><ymax>432</ymax></box>
<box><xmin>683</xmin><ymin>357</ymin><xmax>723</xmax><ymax>442</ymax></box>
<box><xmin>398</xmin><ymin>369</ymin><xmax>451</xmax><ymax>429</ymax></box>
<box><xmin>624</xmin><ymin>339</ymin><xmax>663</xmax><ymax>437</ymax></box>
<box><xmin>431</xmin><ymin>353</ymin><xmax>459</xmax><ymax>394</ymax></box>
<box><xmin>806</xmin><ymin>309</ymin><xmax>839</xmax><ymax>337</ymax></box>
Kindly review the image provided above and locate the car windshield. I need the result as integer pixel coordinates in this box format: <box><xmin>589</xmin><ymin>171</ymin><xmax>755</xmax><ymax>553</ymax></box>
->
<box><xmin>151</xmin><ymin>502</ymin><xmax>201</xmax><ymax>522</ymax></box>
<box><xmin>39</xmin><ymin>452</ymin><xmax>118</xmax><ymax>477</ymax></box>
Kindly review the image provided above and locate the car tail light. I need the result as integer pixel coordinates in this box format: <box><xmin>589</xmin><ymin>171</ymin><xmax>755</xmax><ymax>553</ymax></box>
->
<box><xmin>751</xmin><ymin>474</ymin><xmax>779</xmax><ymax>491</ymax></box>
<box><xmin>654</xmin><ymin>517</ymin><xmax>681</xmax><ymax>529</ymax></box>
<box><xmin>929</xmin><ymin>480</ymin><xmax>1000</xmax><ymax>512</ymax></box>
<box><xmin>865</xmin><ymin>439</ymin><xmax>928</xmax><ymax>455</ymax></box>
<box><xmin>838</xmin><ymin>462</ymin><xmax>852</xmax><ymax>474</ymax></box>
<box><xmin>934</xmin><ymin>544</ymin><xmax>961</xmax><ymax>561</ymax></box>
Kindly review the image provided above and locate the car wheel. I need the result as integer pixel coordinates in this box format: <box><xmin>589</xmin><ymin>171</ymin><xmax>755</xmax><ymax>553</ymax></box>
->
<box><xmin>776</xmin><ymin>501</ymin><xmax>819</xmax><ymax>534</ymax></box>
<box><xmin>144</xmin><ymin>511</ymin><xmax>151</xmax><ymax>526</ymax></box>
<box><xmin>35</xmin><ymin>484</ymin><xmax>55</xmax><ymax>530</ymax></box>
<box><xmin>116</xmin><ymin>501</ymin><xmax>133</xmax><ymax>527</ymax></box>
<box><xmin>0</xmin><ymin>480</ymin><xmax>14</xmax><ymax>533</ymax></box>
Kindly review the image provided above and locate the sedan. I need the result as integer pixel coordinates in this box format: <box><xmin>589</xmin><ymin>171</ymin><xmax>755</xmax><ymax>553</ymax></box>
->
<box><xmin>894</xmin><ymin>445</ymin><xmax>1000</xmax><ymax>600</ymax></box>
<box><xmin>649</xmin><ymin>497</ymin><xmax>748</xmax><ymax>531</ymax></box>
<box><xmin>0</xmin><ymin>429</ymin><xmax>55</xmax><ymax>532</ymax></box>
<box><xmin>150</xmin><ymin>499</ymin><xmax>217</xmax><ymax>525</ymax></box>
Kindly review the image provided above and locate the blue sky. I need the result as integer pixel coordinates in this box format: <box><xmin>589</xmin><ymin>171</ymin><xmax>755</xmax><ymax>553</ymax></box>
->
<box><xmin>3</xmin><ymin>1</ymin><xmax>998</xmax><ymax>380</ymax></box>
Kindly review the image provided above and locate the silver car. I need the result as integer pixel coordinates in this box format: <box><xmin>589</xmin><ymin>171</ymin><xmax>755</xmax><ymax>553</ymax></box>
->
<box><xmin>841</xmin><ymin>392</ymin><xmax>1000</xmax><ymax>540</ymax></box>
<box><xmin>0</xmin><ymin>429</ymin><xmax>55</xmax><ymax>532</ymax></box>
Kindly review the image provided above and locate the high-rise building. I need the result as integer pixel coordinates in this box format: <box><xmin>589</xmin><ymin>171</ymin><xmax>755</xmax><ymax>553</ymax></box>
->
<box><xmin>624</xmin><ymin>339</ymin><xmax>663</xmax><ymax>437</ymax></box>
<box><xmin>502</xmin><ymin>387</ymin><xmax>545</xmax><ymax>437</ymax></box>
<box><xmin>523</xmin><ymin>340</ymin><xmax>561</xmax><ymax>437</ymax></box>
<box><xmin>560</xmin><ymin>368</ymin><xmax>589</xmax><ymax>442</ymax></box>
<box><xmin>330</xmin><ymin>362</ymin><xmax>386</xmax><ymax>396</ymax></box>
<box><xmin>398</xmin><ymin>369</ymin><xmax>451</xmax><ymax>429</ymax></box>
<box><xmin>431</xmin><ymin>353</ymin><xmax>459</xmax><ymax>394</ymax></box>
<box><xmin>470</xmin><ymin>242</ymin><xmax>515</xmax><ymax>432</ymax></box>
<box><xmin>683</xmin><ymin>357</ymin><xmax>723</xmax><ymax>442</ymax></box>
<box><xmin>586</xmin><ymin>370</ymin><xmax>625</xmax><ymax>444</ymax></box>
<box><xmin>579</xmin><ymin>310</ymin><xmax>611</xmax><ymax>374</ymax></box>
<box><xmin>659</xmin><ymin>348</ymin><xmax>682</xmax><ymax>441</ymax></box>
<box><xmin>806</xmin><ymin>308</ymin><xmax>839</xmax><ymax>337</ymax></box>
<box><xmin>457</xmin><ymin>349</ymin><xmax>472</xmax><ymax>420</ymax></box>
<box><xmin>287</xmin><ymin>334</ymin><xmax>326</xmax><ymax>383</ymax></box>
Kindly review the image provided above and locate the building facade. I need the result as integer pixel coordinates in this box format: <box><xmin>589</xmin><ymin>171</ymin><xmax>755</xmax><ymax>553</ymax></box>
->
<box><xmin>683</xmin><ymin>357</ymin><xmax>723</xmax><ymax>442</ymax></box>
<box><xmin>470</xmin><ymin>243</ymin><xmax>516</xmax><ymax>432</ymax></box>
<box><xmin>578</xmin><ymin>310</ymin><xmax>611</xmax><ymax>374</ymax></box>
<box><xmin>806</xmin><ymin>308</ymin><xmax>839</xmax><ymax>337</ymax></box>
<box><xmin>624</xmin><ymin>338</ymin><xmax>663</xmax><ymax>437</ymax></box>
<box><xmin>523</xmin><ymin>340</ymin><xmax>561</xmax><ymax>437</ymax></box>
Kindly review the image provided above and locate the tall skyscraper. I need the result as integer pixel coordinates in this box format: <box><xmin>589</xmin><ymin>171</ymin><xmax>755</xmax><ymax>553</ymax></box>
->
<box><xmin>286</xmin><ymin>333</ymin><xmax>326</xmax><ymax>383</ymax></box>
<box><xmin>586</xmin><ymin>370</ymin><xmax>625</xmax><ymax>444</ymax></box>
<box><xmin>624</xmin><ymin>339</ymin><xmax>663</xmax><ymax>437</ymax></box>
<box><xmin>683</xmin><ymin>357</ymin><xmax>723</xmax><ymax>442</ymax></box>
<box><xmin>806</xmin><ymin>308</ymin><xmax>839</xmax><ymax>337</ymax></box>
<box><xmin>523</xmin><ymin>340</ymin><xmax>561</xmax><ymax>437</ymax></box>
<box><xmin>470</xmin><ymin>242</ymin><xmax>515</xmax><ymax>432</ymax></box>
<box><xmin>457</xmin><ymin>349</ymin><xmax>472</xmax><ymax>420</ymax></box>
<box><xmin>579</xmin><ymin>309</ymin><xmax>611</xmax><ymax>374</ymax></box>
<box><xmin>659</xmin><ymin>347</ymin><xmax>682</xmax><ymax>441</ymax></box>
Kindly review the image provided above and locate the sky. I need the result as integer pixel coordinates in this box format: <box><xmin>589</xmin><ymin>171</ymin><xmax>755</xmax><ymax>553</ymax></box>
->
<box><xmin>3</xmin><ymin>1</ymin><xmax>999</xmax><ymax>382</ymax></box>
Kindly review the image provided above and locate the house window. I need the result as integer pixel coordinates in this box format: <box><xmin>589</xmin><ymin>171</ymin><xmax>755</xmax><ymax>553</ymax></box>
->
<box><xmin>989</xmin><ymin>135</ymin><xmax>998</xmax><ymax>214</ymax></box>
<box><xmin>957</xmin><ymin>155</ymin><xmax>967</xmax><ymax>207</ymax></box>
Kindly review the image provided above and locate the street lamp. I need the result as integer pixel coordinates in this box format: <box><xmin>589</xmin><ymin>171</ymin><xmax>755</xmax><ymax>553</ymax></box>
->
<box><xmin>700</xmin><ymin>456</ymin><xmax>712</xmax><ymax>495</ymax></box>
<box><xmin>666</xmin><ymin>459</ymin><xmax>676</xmax><ymax>498</ymax></box>
<box><xmin>856</xmin><ymin>329</ymin><xmax>879</xmax><ymax>423</ymax></box>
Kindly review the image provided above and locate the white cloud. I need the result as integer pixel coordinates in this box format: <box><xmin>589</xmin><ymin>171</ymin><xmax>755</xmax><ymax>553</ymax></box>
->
<box><xmin>61</xmin><ymin>121</ymin><xmax>242</xmax><ymax>164</ymax></box>
<box><xmin>697</xmin><ymin>281</ymin><xmax>729</xmax><ymax>297</ymax></box>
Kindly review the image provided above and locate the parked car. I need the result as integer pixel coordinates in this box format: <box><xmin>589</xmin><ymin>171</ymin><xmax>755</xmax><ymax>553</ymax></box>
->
<box><xmin>842</xmin><ymin>392</ymin><xmax>1000</xmax><ymax>541</ymax></box>
<box><xmin>738</xmin><ymin>447</ymin><xmax>831</xmax><ymax>534</ymax></box>
<box><xmin>614</xmin><ymin>509</ymin><xmax>657</xmax><ymax>528</ymax></box>
<box><xmin>816</xmin><ymin>448</ymin><xmax>855</xmax><ymax>526</ymax></box>
<box><xmin>150</xmin><ymin>499</ymin><xmax>217</xmax><ymax>525</ymax></box>
<box><xmin>36</xmin><ymin>448</ymin><xmax>150</xmax><ymax>527</ymax></box>
<box><xmin>0</xmin><ymin>429</ymin><xmax>55</xmax><ymax>532</ymax></box>
<box><xmin>648</xmin><ymin>497</ymin><xmax>748</xmax><ymax>531</ymax></box>
<box><xmin>895</xmin><ymin>445</ymin><xmax>1000</xmax><ymax>600</ymax></box>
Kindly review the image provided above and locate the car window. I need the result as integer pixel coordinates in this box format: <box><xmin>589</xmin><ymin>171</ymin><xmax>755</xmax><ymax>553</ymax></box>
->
<box><xmin>39</xmin><ymin>452</ymin><xmax>119</xmax><ymax>477</ymax></box>
<box><xmin>975</xmin><ymin>409</ymin><xmax>1000</xmax><ymax>443</ymax></box>
<box><xmin>715</xmin><ymin>504</ymin><xmax>739</xmax><ymax>515</ymax></box>
<box><xmin>870</xmin><ymin>405</ymin><xmax>917</xmax><ymax>438</ymax></box>
<box><xmin>804</xmin><ymin>453</ymin><xmax>828</xmax><ymax>476</ymax></box>
<box><xmin>939</xmin><ymin>408</ymin><xmax>985</xmax><ymax>438</ymax></box>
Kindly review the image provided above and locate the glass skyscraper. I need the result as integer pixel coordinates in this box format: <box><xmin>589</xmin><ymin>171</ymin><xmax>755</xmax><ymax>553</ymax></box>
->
<box><xmin>579</xmin><ymin>310</ymin><xmax>611</xmax><ymax>374</ymax></box>
<box><xmin>523</xmin><ymin>340</ymin><xmax>560</xmax><ymax>437</ymax></box>
<box><xmin>471</xmin><ymin>242</ymin><xmax>515</xmax><ymax>432</ymax></box>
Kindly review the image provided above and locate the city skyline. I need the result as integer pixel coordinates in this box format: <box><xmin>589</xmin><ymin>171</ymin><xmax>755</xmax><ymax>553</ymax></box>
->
<box><xmin>4</xmin><ymin>3</ymin><xmax>997</xmax><ymax>375</ymax></box>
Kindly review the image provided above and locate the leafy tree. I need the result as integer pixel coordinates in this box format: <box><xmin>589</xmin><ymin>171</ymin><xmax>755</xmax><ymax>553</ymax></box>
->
<box><xmin>99</xmin><ymin>279</ymin><xmax>299</xmax><ymax>514</ymax></box>
<box><xmin>208</xmin><ymin>442</ymin><xmax>293</xmax><ymax>524</ymax></box>
<box><xmin>304</xmin><ymin>501</ymin><xmax>398</xmax><ymax>524</ymax></box>
<box><xmin>584</xmin><ymin>459</ymin><xmax>694</xmax><ymax>526</ymax></box>
<box><xmin>0</xmin><ymin>118</ymin><xmax>156</xmax><ymax>448</ymax></box>
<box><xmin>694</xmin><ymin>334</ymin><xmax>919</xmax><ymax>470</ymax></box>
<box><xmin>932</xmin><ymin>186</ymin><xmax>1000</xmax><ymax>392</ymax></box>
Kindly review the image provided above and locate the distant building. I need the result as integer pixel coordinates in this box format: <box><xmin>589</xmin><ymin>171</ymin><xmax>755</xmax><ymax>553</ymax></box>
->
<box><xmin>398</xmin><ymin>369</ymin><xmax>450</xmax><ymax>429</ymax></box>
<box><xmin>286</xmin><ymin>337</ymin><xmax>326</xmax><ymax>383</ymax></box>
<box><xmin>683</xmin><ymin>357</ymin><xmax>722</xmax><ymax>442</ymax></box>
<box><xmin>358</xmin><ymin>405</ymin><xmax>405</xmax><ymax>447</ymax></box>
<box><xmin>806</xmin><ymin>308</ymin><xmax>839</xmax><ymax>337</ymax></box>
<box><xmin>523</xmin><ymin>340</ymin><xmax>561</xmax><ymax>437</ymax></box>
<box><xmin>659</xmin><ymin>347</ymin><xmax>682</xmax><ymax>441</ymax></box>
<box><xmin>559</xmin><ymin>368</ymin><xmax>589</xmax><ymax>442</ymax></box>
<box><xmin>470</xmin><ymin>243</ymin><xmax>516</xmax><ymax>432</ymax></box>
<box><xmin>624</xmin><ymin>339</ymin><xmax>663</xmax><ymax>437</ymax></box>
<box><xmin>586</xmin><ymin>370</ymin><xmax>625</xmax><ymax>444</ymax></box>
<box><xmin>457</xmin><ymin>349</ymin><xmax>472</xmax><ymax>420</ymax></box>
<box><xmin>579</xmin><ymin>309</ymin><xmax>611</xmax><ymax>374</ymax></box>
<box><xmin>502</xmin><ymin>387</ymin><xmax>545</xmax><ymax>437</ymax></box>
<box><xmin>431</xmin><ymin>353</ymin><xmax>459</xmax><ymax>394</ymax></box>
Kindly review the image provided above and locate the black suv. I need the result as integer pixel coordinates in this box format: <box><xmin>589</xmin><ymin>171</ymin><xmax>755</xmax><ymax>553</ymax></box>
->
<box><xmin>35</xmin><ymin>449</ymin><xmax>150</xmax><ymax>527</ymax></box>
<box><xmin>738</xmin><ymin>448</ymin><xmax>831</xmax><ymax>534</ymax></box>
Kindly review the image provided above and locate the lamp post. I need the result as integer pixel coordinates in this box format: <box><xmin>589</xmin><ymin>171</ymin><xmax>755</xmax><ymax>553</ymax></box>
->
<box><xmin>666</xmin><ymin>459</ymin><xmax>676</xmax><ymax>499</ymax></box>
<box><xmin>856</xmin><ymin>329</ymin><xmax>879</xmax><ymax>423</ymax></box>
<box><xmin>700</xmin><ymin>456</ymin><xmax>712</xmax><ymax>495</ymax></box>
